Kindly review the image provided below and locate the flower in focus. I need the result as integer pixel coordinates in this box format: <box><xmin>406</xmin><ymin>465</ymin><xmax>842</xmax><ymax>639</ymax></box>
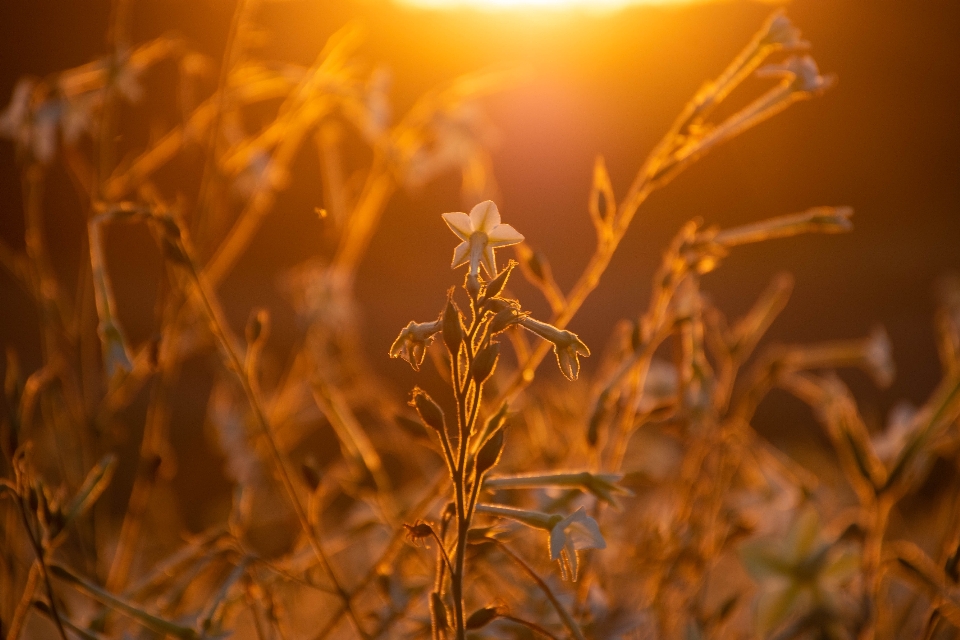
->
<box><xmin>549</xmin><ymin>507</ymin><xmax>606</xmax><ymax>581</ymax></box>
<box><xmin>390</xmin><ymin>318</ymin><xmax>442</xmax><ymax>371</ymax></box>
<box><xmin>441</xmin><ymin>200</ymin><xmax>524</xmax><ymax>278</ymax></box>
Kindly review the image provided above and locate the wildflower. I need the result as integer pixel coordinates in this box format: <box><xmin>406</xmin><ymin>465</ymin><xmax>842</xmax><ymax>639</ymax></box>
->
<box><xmin>518</xmin><ymin>316</ymin><xmax>590</xmax><ymax>381</ymax></box>
<box><xmin>549</xmin><ymin>507</ymin><xmax>607</xmax><ymax>581</ymax></box>
<box><xmin>475</xmin><ymin>504</ymin><xmax>606</xmax><ymax>581</ymax></box>
<box><xmin>441</xmin><ymin>200</ymin><xmax>524</xmax><ymax>278</ymax></box>
<box><xmin>390</xmin><ymin>319</ymin><xmax>442</xmax><ymax>371</ymax></box>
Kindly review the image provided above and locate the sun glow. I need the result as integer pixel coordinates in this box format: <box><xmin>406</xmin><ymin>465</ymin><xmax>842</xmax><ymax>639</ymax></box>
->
<box><xmin>400</xmin><ymin>0</ymin><xmax>697</xmax><ymax>11</ymax></box>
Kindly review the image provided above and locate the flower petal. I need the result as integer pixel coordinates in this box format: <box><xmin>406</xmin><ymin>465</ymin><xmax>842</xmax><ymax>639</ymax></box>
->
<box><xmin>486</xmin><ymin>223</ymin><xmax>524</xmax><ymax>247</ymax></box>
<box><xmin>565</xmin><ymin>543</ymin><xmax>580</xmax><ymax>580</ymax></box>
<box><xmin>549</xmin><ymin>523</ymin><xmax>566</xmax><ymax>560</ymax></box>
<box><xmin>469</xmin><ymin>200</ymin><xmax>501</xmax><ymax>233</ymax></box>
<box><xmin>565</xmin><ymin>511</ymin><xmax>606</xmax><ymax>551</ymax></box>
<box><xmin>481</xmin><ymin>245</ymin><xmax>497</xmax><ymax>278</ymax></box>
<box><xmin>442</xmin><ymin>211</ymin><xmax>474</xmax><ymax>241</ymax></box>
<box><xmin>451</xmin><ymin>241</ymin><xmax>471</xmax><ymax>269</ymax></box>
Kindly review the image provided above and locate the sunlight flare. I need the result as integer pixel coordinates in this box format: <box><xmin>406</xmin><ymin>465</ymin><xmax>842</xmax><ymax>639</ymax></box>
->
<box><xmin>399</xmin><ymin>0</ymin><xmax>703</xmax><ymax>12</ymax></box>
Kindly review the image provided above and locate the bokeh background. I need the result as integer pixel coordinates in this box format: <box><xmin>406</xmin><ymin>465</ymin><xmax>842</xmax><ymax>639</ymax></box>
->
<box><xmin>1</xmin><ymin>0</ymin><xmax>958</xmax><ymax>509</ymax></box>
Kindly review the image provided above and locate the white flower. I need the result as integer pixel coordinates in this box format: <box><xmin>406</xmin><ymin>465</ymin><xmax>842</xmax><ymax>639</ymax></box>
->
<box><xmin>518</xmin><ymin>316</ymin><xmax>590</xmax><ymax>381</ymax></box>
<box><xmin>390</xmin><ymin>319</ymin><xmax>443</xmax><ymax>371</ymax></box>
<box><xmin>441</xmin><ymin>200</ymin><xmax>524</xmax><ymax>278</ymax></box>
<box><xmin>549</xmin><ymin>507</ymin><xmax>606</xmax><ymax>581</ymax></box>
<box><xmin>474</xmin><ymin>503</ymin><xmax>606</xmax><ymax>581</ymax></box>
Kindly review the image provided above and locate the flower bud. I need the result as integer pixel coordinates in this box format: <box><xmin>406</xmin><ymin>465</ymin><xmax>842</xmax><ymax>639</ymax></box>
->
<box><xmin>488</xmin><ymin>308</ymin><xmax>523</xmax><ymax>337</ymax></box>
<box><xmin>410</xmin><ymin>387</ymin><xmax>445</xmax><ymax>433</ymax></box>
<box><xmin>470</xmin><ymin>343</ymin><xmax>500</xmax><ymax>383</ymax></box>
<box><xmin>475</xmin><ymin>427</ymin><xmax>505</xmax><ymax>477</ymax></box>
<box><xmin>403</xmin><ymin>521</ymin><xmax>436</xmax><ymax>546</ymax></box>
<box><xmin>483</xmin><ymin>260</ymin><xmax>516</xmax><ymax>300</ymax></box>
<box><xmin>466</xmin><ymin>606</ymin><xmax>504</xmax><ymax>630</ymax></box>
<box><xmin>442</xmin><ymin>295</ymin><xmax>463</xmax><ymax>357</ymax></box>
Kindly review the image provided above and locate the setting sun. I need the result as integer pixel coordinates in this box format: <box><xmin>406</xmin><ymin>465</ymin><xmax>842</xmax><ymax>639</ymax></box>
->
<box><xmin>398</xmin><ymin>0</ymin><xmax>698</xmax><ymax>11</ymax></box>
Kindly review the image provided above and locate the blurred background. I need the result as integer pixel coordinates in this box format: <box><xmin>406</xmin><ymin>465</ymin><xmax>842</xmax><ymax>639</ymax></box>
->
<box><xmin>0</xmin><ymin>0</ymin><xmax>957</xmax><ymax>493</ymax></box>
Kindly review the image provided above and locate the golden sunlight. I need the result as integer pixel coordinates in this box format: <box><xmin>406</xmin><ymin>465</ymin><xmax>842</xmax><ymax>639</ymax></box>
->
<box><xmin>399</xmin><ymin>0</ymin><xmax>699</xmax><ymax>12</ymax></box>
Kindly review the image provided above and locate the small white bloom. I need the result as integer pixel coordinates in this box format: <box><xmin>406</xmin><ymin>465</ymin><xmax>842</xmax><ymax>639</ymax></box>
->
<box><xmin>441</xmin><ymin>200</ymin><xmax>524</xmax><ymax>278</ymax></box>
<box><xmin>548</xmin><ymin>507</ymin><xmax>606</xmax><ymax>581</ymax></box>
<box><xmin>518</xmin><ymin>316</ymin><xmax>590</xmax><ymax>381</ymax></box>
<box><xmin>757</xmin><ymin>55</ymin><xmax>835</xmax><ymax>95</ymax></box>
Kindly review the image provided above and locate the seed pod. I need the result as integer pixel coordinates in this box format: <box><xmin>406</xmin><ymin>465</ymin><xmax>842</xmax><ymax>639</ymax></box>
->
<box><xmin>483</xmin><ymin>260</ymin><xmax>516</xmax><ymax>300</ymax></box>
<box><xmin>475</xmin><ymin>428</ymin><xmax>505</xmax><ymax>477</ymax></box>
<box><xmin>466</xmin><ymin>606</ymin><xmax>502</xmax><ymax>630</ymax></box>
<box><xmin>410</xmin><ymin>388</ymin><xmax>445</xmax><ymax>433</ymax></box>
<box><xmin>403</xmin><ymin>521</ymin><xmax>436</xmax><ymax>545</ymax></box>
<box><xmin>470</xmin><ymin>343</ymin><xmax>500</xmax><ymax>383</ymax></box>
<box><xmin>442</xmin><ymin>296</ymin><xmax>463</xmax><ymax>356</ymax></box>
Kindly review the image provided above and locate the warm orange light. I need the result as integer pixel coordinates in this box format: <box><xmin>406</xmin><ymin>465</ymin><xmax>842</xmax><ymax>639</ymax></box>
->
<box><xmin>399</xmin><ymin>0</ymin><xmax>698</xmax><ymax>11</ymax></box>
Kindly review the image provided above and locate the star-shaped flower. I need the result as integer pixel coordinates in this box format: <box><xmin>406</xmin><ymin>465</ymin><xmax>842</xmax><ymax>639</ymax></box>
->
<box><xmin>549</xmin><ymin>507</ymin><xmax>606</xmax><ymax>581</ymax></box>
<box><xmin>441</xmin><ymin>201</ymin><xmax>524</xmax><ymax>278</ymax></box>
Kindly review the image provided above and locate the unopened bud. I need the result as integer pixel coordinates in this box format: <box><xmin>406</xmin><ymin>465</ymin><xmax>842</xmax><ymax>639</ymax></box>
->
<box><xmin>466</xmin><ymin>605</ymin><xmax>504</xmax><ymax>630</ymax></box>
<box><xmin>488</xmin><ymin>308</ymin><xmax>522</xmax><ymax>337</ymax></box>
<box><xmin>410</xmin><ymin>388</ymin><xmax>445</xmax><ymax>433</ymax></box>
<box><xmin>442</xmin><ymin>296</ymin><xmax>463</xmax><ymax>356</ymax></box>
<box><xmin>471</xmin><ymin>343</ymin><xmax>500</xmax><ymax>383</ymax></box>
<box><xmin>483</xmin><ymin>260</ymin><xmax>516</xmax><ymax>300</ymax></box>
<box><xmin>475</xmin><ymin>428</ymin><xmax>505</xmax><ymax>477</ymax></box>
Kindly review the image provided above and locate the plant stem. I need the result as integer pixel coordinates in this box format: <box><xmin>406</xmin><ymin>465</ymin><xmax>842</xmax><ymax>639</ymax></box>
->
<box><xmin>176</xmin><ymin>236</ymin><xmax>370</xmax><ymax>639</ymax></box>
<box><xmin>15</xmin><ymin>496</ymin><xmax>68</xmax><ymax>640</ymax></box>
<box><xmin>492</xmin><ymin>539</ymin><xmax>586</xmax><ymax>640</ymax></box>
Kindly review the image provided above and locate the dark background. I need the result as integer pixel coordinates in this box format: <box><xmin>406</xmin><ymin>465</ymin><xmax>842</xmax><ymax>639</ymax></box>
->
<box><xmin>1</xmin><ymin>0</ymin><xmax>958</xmax><ymax>447</ymax></box>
